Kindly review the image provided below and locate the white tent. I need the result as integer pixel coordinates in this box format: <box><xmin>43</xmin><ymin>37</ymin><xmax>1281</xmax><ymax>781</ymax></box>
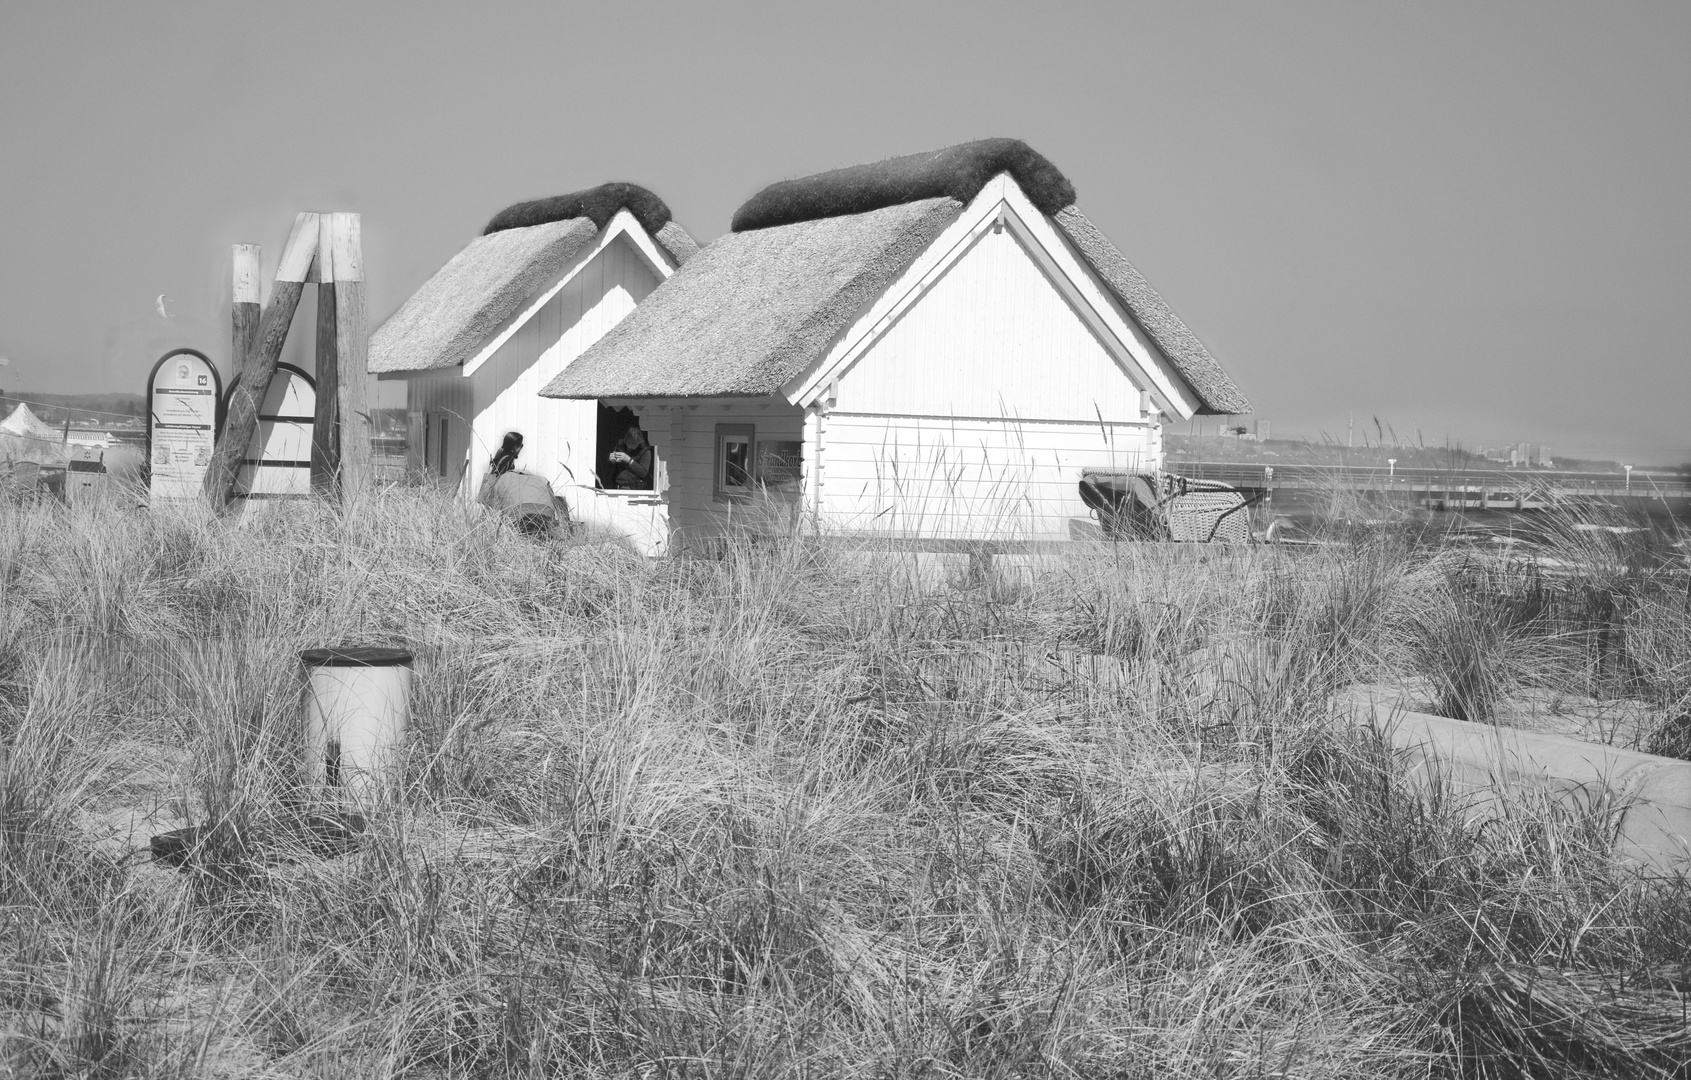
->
<box><xmin>0</xmin><ymin>403</ymin><xmax>68</xmax><ymax>467</ymax></box>
<box><xmin>0</xmin><ymin>403</ymin><xmax>59</xmax><ymax>441</ymax></box>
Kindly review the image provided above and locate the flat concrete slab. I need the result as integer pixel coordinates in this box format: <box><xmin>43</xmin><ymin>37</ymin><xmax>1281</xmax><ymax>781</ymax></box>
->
<box><xmin>1343</xmin><ymin>689</ymin><xmax>1691</xmax><ymax>872</ymax></box>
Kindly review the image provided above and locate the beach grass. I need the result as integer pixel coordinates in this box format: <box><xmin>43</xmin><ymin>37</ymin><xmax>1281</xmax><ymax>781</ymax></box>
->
<box><xmin>1</xmin><ymin>484</ymin><xmax>1688</xmax><ymax>1077</ymax></box>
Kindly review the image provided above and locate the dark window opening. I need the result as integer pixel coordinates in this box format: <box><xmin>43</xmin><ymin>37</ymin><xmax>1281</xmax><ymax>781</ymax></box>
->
<box><xmin>596</xmin><ymin>404</ymin><xmax>654</xmax><ymax>490</ymax></box>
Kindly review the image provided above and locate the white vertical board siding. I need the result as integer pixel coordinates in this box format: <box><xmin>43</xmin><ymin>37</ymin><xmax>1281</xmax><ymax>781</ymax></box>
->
<box><xmin>831</xmin><ymin>224</ymin><xmax>1145</xmax><ymax>423</ymax></box>
<box><xmin>818</xmin><ymin>216</ymin><xmax>1160</xmax><ymax>542</ymax></box>
<box><xmin>466</xmin><ymin>234</ymin><xmax>659</xmax><ymax>507</ymax></box>
<box><xmin>818</xmin><ymin>415</ymin><xmax>1154</xmax><ymax>541</ymax></box>
<box><xmin>404</xmin><ymin>371</ymin><xmax>474</xmax><ymax>491</ymax></box>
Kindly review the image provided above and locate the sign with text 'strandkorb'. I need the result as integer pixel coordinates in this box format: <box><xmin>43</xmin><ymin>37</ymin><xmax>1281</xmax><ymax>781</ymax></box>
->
<box><xmin>147</xmin><ymin>348</ymin><xmax>222</xmax><ymax>502</ymax></box>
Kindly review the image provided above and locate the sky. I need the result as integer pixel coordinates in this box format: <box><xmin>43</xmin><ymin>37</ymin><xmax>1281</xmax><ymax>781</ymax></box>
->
<box><xmin>1</xmin><ymin>1</ymin><xmax>1686</xmax><ymax>463</ymax></box>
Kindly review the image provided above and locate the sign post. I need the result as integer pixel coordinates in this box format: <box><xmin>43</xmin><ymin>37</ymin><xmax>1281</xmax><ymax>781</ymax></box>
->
<box><xmin>147</xmin><ymin>348</ymin><xmax>222</xmax><ymax>503</ymax></box>
<box><xmin>224</xmin><ymin>362</ymin><xmax>316</xmax><ymax>498</ymax></box>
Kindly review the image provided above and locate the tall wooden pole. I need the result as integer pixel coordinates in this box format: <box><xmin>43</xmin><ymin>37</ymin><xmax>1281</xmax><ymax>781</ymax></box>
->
<box><xmin>330</xmin><ymin>213</ymin><xmax>370</xmax><ymax>498</ymax></box>
<box><xmin>204</xmin><ymin>213</ymin><xmax>318</xmax><ymax>507</ymax></box>
<box><xmin>311</xmin><ymin>215</ymin><xmax>341</xmax><ymax>492</ymax></box>
<box><xmin>231</xmin><ymin>245</ymin><xmax>261</xmax><ymax>387</ymax></box>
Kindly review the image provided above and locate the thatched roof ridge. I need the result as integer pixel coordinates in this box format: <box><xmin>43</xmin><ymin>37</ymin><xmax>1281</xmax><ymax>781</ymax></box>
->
<box><xmin>372</xmin><ymin>192</ymin><xmax>700</xmax><ymax>375</ymax></box>
<box><xmin>732</xmin><ymin>138</ymin><xmax>1075</xmax><ymax>233</ymax></box>
<box><xmin>542</xmin><ymin>198</ymin><xmax>962</xmax><ymax>399</ymax></box>
<box><xmin>1052</xmin><ymin>206</ymin><xmax>1250</xmax><ymax>415</ymax></box>
<box><xmin>654</xmin><ymin>220</ymin><xmax>699</xmax><ymax>266</ymax></box>
<box><xmin>370</xmin><ymin>218</ymin><xmax>598</xmax><ymax>374</ymax></box>
<box><xmin>484</xmin><ymin>182</ymin><xmax>671</xmax><ymax>238</ymax></box>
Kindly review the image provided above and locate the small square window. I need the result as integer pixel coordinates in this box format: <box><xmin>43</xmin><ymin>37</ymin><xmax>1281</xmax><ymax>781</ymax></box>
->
<box><xmin>715</xmin><ymin>424</ymin><xmax>755</xmax><ymax>501</ymax></box>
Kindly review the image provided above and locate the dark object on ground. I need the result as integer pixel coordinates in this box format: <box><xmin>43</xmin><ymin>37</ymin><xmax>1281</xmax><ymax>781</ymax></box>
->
<box><xmin>149</xmin><ymin>827</ymin><xmax>206</xmax><ymax>868</ymax></box>
<box><xmin>731</xmin><ymin>138</ymin><xmax>1076</xmax><ymax>233</ymax></box>
<box><xmin>149</xmin><ymin>825</ymin><xmax>253</xmax><ymax>883</ymax></box>
<box><xmin>150</xmin><ymin>808</ymin><xmax>366</xmax><ymax>871</ymax></box>
<box><xmin>290</xmin><ymin>808</ymin><xmax>367</xmax><ymax>858</ymax></box>
<box><xmin>485</xmin><ymin>182</ymin><xmax>672</xmax><ymax>237</ymax></box>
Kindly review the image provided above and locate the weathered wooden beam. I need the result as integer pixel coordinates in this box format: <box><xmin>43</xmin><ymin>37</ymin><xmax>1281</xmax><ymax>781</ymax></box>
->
<box><xmin>204</xmin><ymin>213</ymin><xmax>318</xmax><ymax>507</ymax></box>
<box><xmin>311</xmin><ymin>215</ymin><xmax>340</xmax><ymax>492</ymax></box>
<box><xmin>330</xmin><ymin>213</ymin><xmax>370</xmax><ymax>498</ymax></box>
<box><xmin>311</xmin><ymin>293</ymin><xmax>340</xmax><ymax>492</ymax></box>
<box><xmin>231</xmin><ymin>245</ymin><xmax>261</xmax><ymax>386</ymax></box>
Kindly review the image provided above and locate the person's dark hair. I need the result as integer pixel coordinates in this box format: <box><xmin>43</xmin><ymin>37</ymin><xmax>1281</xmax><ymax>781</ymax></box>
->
<box><xmin>491</xmin><ymin>431</ymin><xmax>524</xmax><ymax>476</ymax></box>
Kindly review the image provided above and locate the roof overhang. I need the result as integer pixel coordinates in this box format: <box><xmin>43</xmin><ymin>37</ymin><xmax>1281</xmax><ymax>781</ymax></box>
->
<box><xmin>457</xmin><ymin>209</ymin><xmax>680</xmax><ymax>379</ymax></box>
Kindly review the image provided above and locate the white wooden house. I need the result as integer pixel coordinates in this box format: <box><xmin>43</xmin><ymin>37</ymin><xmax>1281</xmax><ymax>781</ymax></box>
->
<box><xmin>539</xmin><ymin>141</ymin><xmax>1249</xmax><ymax>549</ymax></box>
<box><xmin>370</xmin><ymin>184</ymin><xmax>697</xmax><ymax>553</ymax></box>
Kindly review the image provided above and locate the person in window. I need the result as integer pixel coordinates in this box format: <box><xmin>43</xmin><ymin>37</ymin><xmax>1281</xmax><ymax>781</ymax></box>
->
<box><xmin>478</xmin><ymin>431</ymin><xmax>569</xmax><ymax>535</ymax></box>
<box><xmin>606</xmin><ymin>425</ymin><xmax>653</xmax><ymax>490</ymax></box>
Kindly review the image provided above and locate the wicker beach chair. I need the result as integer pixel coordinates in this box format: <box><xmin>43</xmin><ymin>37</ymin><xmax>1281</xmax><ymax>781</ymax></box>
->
<box><xmin>1079</xmin><ymin>470</ymin><xmax>1254</xmax><ymax>543</ymax></box>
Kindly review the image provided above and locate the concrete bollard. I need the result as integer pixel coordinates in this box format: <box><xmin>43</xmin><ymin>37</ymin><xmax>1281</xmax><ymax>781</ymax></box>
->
<box><xmin>301</xmin><ymin>646</ymin><xmax>414</xmax><ymax>798</ymax></box>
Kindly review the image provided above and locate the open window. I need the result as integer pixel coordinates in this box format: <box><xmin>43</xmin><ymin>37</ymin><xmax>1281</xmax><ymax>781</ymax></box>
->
<box><xmin>596</xmin><ymin>404</ymin><xmax>654</xmax><ymax>490</ymax></box>
<box><xmin>714</xmin><ymin>424</ymin><xmax>803</xmax><ymax>502</ymax></box>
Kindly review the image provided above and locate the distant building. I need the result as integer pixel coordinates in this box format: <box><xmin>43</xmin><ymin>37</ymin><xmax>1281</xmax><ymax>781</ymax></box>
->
<box><xmin>1254</xmin><ymin>419</ymin><xmax>1270</xmax><ymax>441</ymax></box>
<box><xmin>1538</xmin><ymin>445</ymin><xmax>1553</xmax><ymax>467</ymax></box>
<box><xmin>66</xmin><ymin>427</ymin><xmax>113</xmax><ymax>448</ymax></box>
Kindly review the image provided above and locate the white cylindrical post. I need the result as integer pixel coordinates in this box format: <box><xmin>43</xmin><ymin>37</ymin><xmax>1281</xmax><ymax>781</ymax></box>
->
<box><xmin>301</xmin><ymin>646</ymin><xmax>413</xmax><ymax>798</ymax></box>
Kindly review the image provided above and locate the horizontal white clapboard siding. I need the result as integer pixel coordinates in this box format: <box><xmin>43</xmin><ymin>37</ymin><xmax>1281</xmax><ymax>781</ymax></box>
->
<box><xmin>818</xmin><ymin>414</ymin><xmax>1153</xmax><ymax>540</ymax></box>
<box><xmin>664</xmin><ymin>403</ymin><xmax>805</xmax><ymax>539</ymax></box>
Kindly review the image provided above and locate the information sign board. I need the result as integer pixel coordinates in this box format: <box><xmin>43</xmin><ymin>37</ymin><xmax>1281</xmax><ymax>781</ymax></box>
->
<box><xmin>147</xmin><ymin>349</ymin><xmax>222</xmax><ymax>502</ymax></box>
<box><xmin>224</xmin><ymin>363</ymin><xmax>316</xmax><ymax>497</ymax></box>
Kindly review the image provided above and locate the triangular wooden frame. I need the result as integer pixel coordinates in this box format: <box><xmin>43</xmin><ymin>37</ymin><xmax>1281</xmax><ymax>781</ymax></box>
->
<box><xmin>204</xmin><ymin>212</ymin><xmax>368</xmax><ymax>507</ymax></box>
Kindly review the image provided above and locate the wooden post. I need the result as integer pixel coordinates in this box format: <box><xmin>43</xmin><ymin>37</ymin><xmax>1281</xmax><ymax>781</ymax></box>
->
<box><xmin>204</xmin><ymin>214</ymin><xmax>318</xmax><ymax>508</ymax></box>
<box><xmin>330</xmin><ymin>214</ymin><xmax>370</xmax><ymax>498</ymax></box>
<box><xmin>231</xmin><ymin>245</ymin><xmax>261</xmax><ymax>387</ymax></box>
<box><xmin>311</xmin><ymin>215</ymin><xmax>340</xmax><ymax>493</ymax></box>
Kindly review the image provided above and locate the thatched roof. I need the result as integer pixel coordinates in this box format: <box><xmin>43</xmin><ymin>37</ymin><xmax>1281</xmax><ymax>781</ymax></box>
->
<box><xmin>371</xmin><ymin>218</ymin><xmax>597</xmax><ymax>374</ymax></box>
<box><xmin>370</xmin><ymin>193</ymin><xmax>698</xmax><ymax>376</ymax></box>
<box><xmin>732</xmin><ymin>138</ymin><xmax>1074</xmax><ymax>232</ymax></box>
<box><xmin>543</xmin><ymin>198</ymin><xmax>963</xmax><ymax>398</ymax></box>
<box><xmin>484</xmin><ymin>182</ymin><xmax>672</xmax><ymax>238</ymax></box>
<box><xmin>1053</xmin><ymin>207</ymin><xmax>1251</xmax><ymax>415</ymax></box>
<box><xmin>541</xmin><ymin>146</ymin><xmax>1246</xmax><ymax>414</ymax></box>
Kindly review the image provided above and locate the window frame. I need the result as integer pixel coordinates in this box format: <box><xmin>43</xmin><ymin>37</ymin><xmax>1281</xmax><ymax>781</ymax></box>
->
<box><xmin>713</xmin><ymin>423</ymin><xmax>756</xmax><ymax>502</ymax></box>
<box><xmin>426</xmin><ymin>412</ymin><xmax>450</xmax><ymax>478</ymax></box>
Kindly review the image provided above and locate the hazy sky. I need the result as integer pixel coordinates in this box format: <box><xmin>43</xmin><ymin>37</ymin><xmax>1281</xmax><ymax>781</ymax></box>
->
<box><xmin>2</xmin><ymin>2</ymin><xmax>1686</xmax><ymax>462</ymax></box>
